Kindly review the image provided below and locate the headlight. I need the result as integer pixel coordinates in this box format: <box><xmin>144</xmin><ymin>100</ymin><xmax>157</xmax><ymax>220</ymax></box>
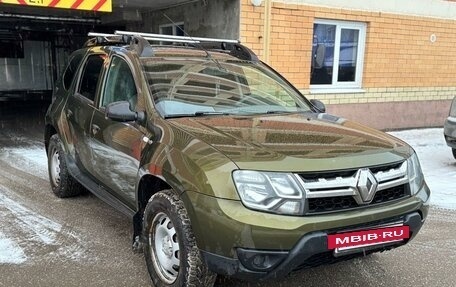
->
<box><xmin>450</xmin><ymin>97</ymin><xmax>456</xmax><ymax>117</ymax></box>
<box><xmin>232</xmin><ymin>170</ymin><xmax>304</xmax><ymax>215</ymax></box>
<box><xmin>407</xmin><ymin>153</ymin><xmax>424</xmax><ymax>195</ymax></box>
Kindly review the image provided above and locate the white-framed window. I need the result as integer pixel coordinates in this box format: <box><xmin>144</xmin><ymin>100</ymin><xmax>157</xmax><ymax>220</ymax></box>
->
<box><xmin>310</xmin><ymin>19</ymin><xmax>366</xmax><ymax>92</ymax></box>
<box><xmin>159</xmin><ymin>22</ymin><xmax>185</xmax><ymax>36</ymax></box>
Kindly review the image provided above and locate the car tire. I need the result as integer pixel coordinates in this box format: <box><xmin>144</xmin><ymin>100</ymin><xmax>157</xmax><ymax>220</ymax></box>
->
<box><xmin>143</xmin><ymin>190</ymin><xmax>216</xmax><ymax>287</ymax></box>
<box><xmin>453</xmin><ymin>148</ymin><xmax>456</xmax><ymax>160</ymax></box>
<box><xmin>47</xmin><ymin>134</ymin><xmax>84</xmax><ymax>198</ymax></box>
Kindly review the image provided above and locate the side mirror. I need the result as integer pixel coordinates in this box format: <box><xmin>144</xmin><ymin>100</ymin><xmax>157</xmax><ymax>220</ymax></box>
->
<box><xmin>106</xmin><ymin>101</ymin><xmax>145</xmax><ymax>123</ymax></box>
<box><xmin>310</xmin><ymin>99</ymin><xmax>326</xmax><ymax>113</ymax></box>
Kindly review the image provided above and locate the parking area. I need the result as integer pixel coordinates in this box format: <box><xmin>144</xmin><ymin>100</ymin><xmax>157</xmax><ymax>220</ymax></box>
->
<box><xmin>0</xmin><ymin>103</ymin><xmax>455</xmax><ymax>287</ymax></box>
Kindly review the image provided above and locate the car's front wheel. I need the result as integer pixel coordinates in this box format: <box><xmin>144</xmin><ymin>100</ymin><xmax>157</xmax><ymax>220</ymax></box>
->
<box><xmin>47</xmin><ymin>134</ymin><xmax>84</xmax><ymax>198</ymax></box>
<box><xmin>453</xmin><ymin>148</ymin><xmax>456</xmax><ymax>160</ymax></box>
<box><xmin>143</xmin><ymin>190</ymin><xmax>216</xmax><ymax>287</ymax></box>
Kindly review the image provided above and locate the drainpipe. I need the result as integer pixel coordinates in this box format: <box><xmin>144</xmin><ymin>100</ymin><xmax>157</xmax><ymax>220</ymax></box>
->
<box><xmin>263</xmin><ymin>0</ymin><xmax>272</xmax><ymax>63</ymax></box>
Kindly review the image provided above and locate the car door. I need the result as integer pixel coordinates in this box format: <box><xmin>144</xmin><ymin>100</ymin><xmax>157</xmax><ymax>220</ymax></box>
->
<box><xmin>65</xmin><ymin>52</ymin><xmax>107</xmax><ymax>172</ymax></box>
<box><xmin>89</xmin><ymin>55</ymin><xmax>147</xmax><ymax>207</ymax></box>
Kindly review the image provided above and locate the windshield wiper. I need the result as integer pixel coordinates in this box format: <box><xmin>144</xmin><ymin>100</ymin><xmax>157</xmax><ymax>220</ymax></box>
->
<box><xmin>164</xmin><ymin>111</ymin><xmax>231</xmax><ymax>119</ymax></box>
<box><xmin>195</xmin><ymin>111</ymin><xmax>230</xmax><ymax>116</ymax></box>
<box><xmin>265</xmin><ymin>110</ymin><xmax>292</xmax><ymax>114</ymax></box>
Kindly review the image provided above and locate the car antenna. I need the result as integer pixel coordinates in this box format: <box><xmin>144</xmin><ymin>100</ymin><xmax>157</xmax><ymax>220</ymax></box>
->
<box><xmin>162</xmin><ymin>13</ymin><xmax>226</xmax><ymax>71</ymax></box>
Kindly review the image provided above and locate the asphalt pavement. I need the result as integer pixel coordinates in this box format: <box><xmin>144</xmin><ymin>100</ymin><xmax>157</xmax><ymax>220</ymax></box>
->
<box><xmin>0</xmin><ymin>101</ymin><xmax>455</xmax><ymax>287</ymax></box>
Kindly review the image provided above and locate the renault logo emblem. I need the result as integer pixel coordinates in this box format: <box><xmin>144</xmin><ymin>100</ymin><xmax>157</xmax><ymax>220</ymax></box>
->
<box><xmin>354</xmin><ymin>168</ymin><xmax>378</xmax><ymax>204</ymax></box>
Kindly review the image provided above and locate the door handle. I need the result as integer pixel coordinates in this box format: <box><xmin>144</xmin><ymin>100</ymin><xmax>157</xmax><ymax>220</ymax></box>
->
<box><xmin>92</xmin><ymin>124</ymin><xmax>100</xmax><ymax>135</ymax></box>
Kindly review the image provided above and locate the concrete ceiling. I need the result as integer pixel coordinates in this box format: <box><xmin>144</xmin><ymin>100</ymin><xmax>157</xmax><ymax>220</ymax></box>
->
<box><xmin>114</xmin><ymin>0</ymin><xmax>198</xmax><ymax>9</ymax></box>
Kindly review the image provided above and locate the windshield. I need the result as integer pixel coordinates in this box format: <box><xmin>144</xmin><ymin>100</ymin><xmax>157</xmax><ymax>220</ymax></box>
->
<box><xmin>141</xmin><ymin>58</ymin><xmax>312</xmax><ymax>118</ymax></box>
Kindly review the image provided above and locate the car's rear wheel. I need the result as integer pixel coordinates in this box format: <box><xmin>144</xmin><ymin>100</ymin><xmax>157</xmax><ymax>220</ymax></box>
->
<box><xmin>47</xmin><ymin>134</ymin><xmax>84</xmax><ymax>198</ymax></box>
<box><xmin>452</xmin><ymin>148</ymin><xmax>456</xmax><ymax>159</ymax></box>
<box><xmin>143</xmin><ymin>190</ymin><xmax>216</xmax><ymax>287</ymax></box>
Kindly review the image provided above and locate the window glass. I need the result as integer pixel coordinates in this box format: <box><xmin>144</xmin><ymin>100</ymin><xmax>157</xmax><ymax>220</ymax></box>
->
<box><xmin>338</xmin><ymin>29</ymin><xmax>359</xmax><ymax>82</ymax></box>
<box><xmin>160</xmin><ymin>26</ymin><xmax>173</xmax><ymax>35</ymax></box>
<box><xmin>176</xmin><ymin>24</ymin><xmax>185</xmax><ymax>36</ymax></box>
<box><xmin>78</xmin><ymin>54</ymin><xmax>105</xmax><ymax>101</ymax></box>
<box><xmin>311</xmin><ymin>24</ymin><xmax>336</xmax><ymax>85</ymax></box>
<box><xmin>102</xmin><ymin>57</ymin><xmax>137</xmax><ymax>110</ymax></box>
<box><xmin>63</xmin><ymin>53</ymin><xmax>83</xmax><ymax>90</ymax></box>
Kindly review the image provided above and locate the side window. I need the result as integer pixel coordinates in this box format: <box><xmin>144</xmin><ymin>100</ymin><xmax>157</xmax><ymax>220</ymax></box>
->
<box><xmin>159</xmin><ymin>23</ymin><xmax>185</xmax><ymax>45</ymax></box>
<box><xmin>159</xmin><ymin>23</ymin><xmax>185</xmax><ymax>36</ymax></box>
<box><xmin>63</xmin><ymin>53</ymin><xmax>83</xmax><ymax>90</ymax></box>
<box><xmin>102</xmin><ymin>56</ymin><xmax>137</xmax><ymax>110</ymax></box>
<box><xmin>78</xmin><ymin>54</ymin><xmax>105</xmax><ymax>101</ymax></box>
<box><xmin>310</xmin><ymin>20</ymin><xmax>366</xmax><ymax>90</ymax></box>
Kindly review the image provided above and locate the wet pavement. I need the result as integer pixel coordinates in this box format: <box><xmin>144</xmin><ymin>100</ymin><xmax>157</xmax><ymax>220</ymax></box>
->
<box><xmin>0</xmin><ymin>101</ymin><xmax>455</xmax><ymax>287</ymax></box>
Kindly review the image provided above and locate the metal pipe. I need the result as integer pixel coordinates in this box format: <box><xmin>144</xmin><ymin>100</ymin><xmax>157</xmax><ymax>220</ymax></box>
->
<box><xmin>88</xmin><ymin>32</ymin><xmax>200</xmax><ymax>43</ymax></box>
<box><xmin>115</xmin><ymin>30</ymin><xmax>239</xmax><ymax>43</ymax></box>
<box><xmin>0</xmin><ymin>12</ymin><xmax>100</xmax><ymax>24</ymax></box>
<box><xmin>263</xmin><ymin>0</ymin><xmax>272</xmax><ymax>63</ymax></box>
<box><xmin>88</xmin><ymin>32</ymin><xmax>117</xmax><ymax>37</ymax></box>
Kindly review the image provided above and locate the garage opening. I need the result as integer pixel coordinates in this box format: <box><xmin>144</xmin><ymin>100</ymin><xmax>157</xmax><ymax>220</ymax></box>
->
<box><xmin>0</xmin><ymin>0</ymin><xmax>241</xmax><ymax>139</ymax></box>
<box><xmin>0</xmin><ymin>8</ymin><xmax>122</xmax><ymax>138</ymax></box>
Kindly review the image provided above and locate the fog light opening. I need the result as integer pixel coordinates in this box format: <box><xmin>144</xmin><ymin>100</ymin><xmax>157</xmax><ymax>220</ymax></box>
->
<box><xmin>237</xmin><ymin>248</ymin><xmax>288</xmax><ymax>272</ymax></box>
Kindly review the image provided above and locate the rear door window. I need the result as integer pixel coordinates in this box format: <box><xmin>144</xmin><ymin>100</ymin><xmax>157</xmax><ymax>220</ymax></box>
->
<box><xmin>63</xmin><ymin>53</ymin><xmax>84</xmax><ymax>90</ymax></box>
<box><xmin>77</xmin><ymin>54</ymin><xmax>105</xmax><ymax>101</ymax></box>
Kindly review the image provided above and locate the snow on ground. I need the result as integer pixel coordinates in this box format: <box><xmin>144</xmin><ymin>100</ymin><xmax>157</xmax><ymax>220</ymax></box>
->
<box><xmin>0</xmin><ymin>192</ymin><xmax>62</xmax><ymax>244</ymax></box>
<box><xmin>0</xmin><ymin>144</ymin><xmax>48</xmax><ymax>181</ymax></box>
<box><xmin>0</xmin><ymin>232</ymin><xmax>27</xmax><ymax>264</ymax></box>
<box><xmin>389</xmin><ymin>128</ymin><xmax>456</xmax><ymax>210</ymax></box>
<box><xmin>0</xmin><ymin>189</ymin><xmax>89</xmax><ymax>265</ymax></box>
<box><xmin>0</xmin><ymin>140</ymin><xmax>87</xmax><ymax>265</ymax></box>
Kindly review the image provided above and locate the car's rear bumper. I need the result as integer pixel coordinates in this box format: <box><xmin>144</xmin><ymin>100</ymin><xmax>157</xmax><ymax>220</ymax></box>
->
<box><xmin>444</xmin><ymin>116</ymin><xmax>456</xmax><ymax>148</ymax></box>
<box><xmin>201</xmin><ymin>211</ymin><xmax>425</xmax><ymax>281</ymax></box>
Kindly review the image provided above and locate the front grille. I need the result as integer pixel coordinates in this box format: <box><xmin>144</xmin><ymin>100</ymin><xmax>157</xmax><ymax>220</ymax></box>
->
<box><xmin>295</xmin><ymin>251</ymin><xmax>364</xmax><ymax>270</ymax></box>
<box><xmin>298</xmin><ymin>161</ymin><xmax>410</xmax><ymax>215</ymax></box>
<box><xmin>307</xmin><ymin>184</ymin><xmax>408</xmax><ymax>214</ymax></box>
<box><xmin>294</xmin><ymin>245</ymin><xmax>399</xmax><ymax>271</ymax></box>
<box><xmin>308</xmin><ymin>196</ymin><xmax>358</xmax><ymax>213</ymax></box>
<box><xmin>371</xmin><ymin>184</ymin><xmax>407</xmax><ymax>204</ymax></box>
<box><xmin>370</xmin><ymin>162</ymin><xmax>403</xmax><ymax>173</ymax></box>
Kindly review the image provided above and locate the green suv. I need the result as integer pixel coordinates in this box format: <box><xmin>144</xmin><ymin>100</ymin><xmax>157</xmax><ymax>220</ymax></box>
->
<box><xmin>44</xmin><ymin>31</ymin><xmax>430</xmax><ymax>286</ymax></box>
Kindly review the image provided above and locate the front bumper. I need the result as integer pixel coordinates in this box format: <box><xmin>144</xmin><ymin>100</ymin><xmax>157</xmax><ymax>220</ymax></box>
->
<box><xmin>202</xmin><ymin>212</ymin><xmax>425</xmax><ymax>281</ymax></box>
<box><xmin>181</xmin><ymin>181</ymin><xmax>430</xmax><ymax>280</ymax></box>
<box><xmin>444</xmin><ymin>116</ymin><xmax>456</xmax><ymax>148</ymax></box>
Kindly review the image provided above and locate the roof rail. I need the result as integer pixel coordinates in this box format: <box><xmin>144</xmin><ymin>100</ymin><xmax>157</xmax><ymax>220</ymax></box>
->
<box><xmin>86</xmin><ymin>31</ymin><xmax>258</xmax><ymax>61</ymax></box>
<box><xmin>85</xmin><ymin>32</ymin><xmax>125</xmax><ymax>47</ymax></box>
<box><xmin>86</xmin><ymin>32</ymin><xmax>154</xmax><ymax>57</ymax></box>
<box><xmin>115</xmin><ymin>30</ymin><xmax>240</xmax><ymax>44</ymax></box>
<box><xmin>88</xmin><ymin>32</ymin><xmax>117</xmax><ymax>38</ymax></box>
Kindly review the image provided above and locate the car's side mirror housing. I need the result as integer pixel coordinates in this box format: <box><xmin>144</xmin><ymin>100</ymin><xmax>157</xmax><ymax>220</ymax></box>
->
<box><xmin>106</xmin><ymin>101</ymin><xmax>145</xmax><ymax>123</ymax></box>
<box><xmin>310</xmin><ymin>99</ymin><xmax>326</xmax><ymax>113</ymax></box>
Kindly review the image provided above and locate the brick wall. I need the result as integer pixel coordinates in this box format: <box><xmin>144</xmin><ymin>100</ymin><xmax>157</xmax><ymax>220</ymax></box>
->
<box><xmin>240</xmin><ymin>2</ymin><xmax>266</xmax><ymax>59</ymax></box>
<box><xmin>239</xmin><ymin>0</ymin><xmax>455</xmax><ymax>128</ymax></box>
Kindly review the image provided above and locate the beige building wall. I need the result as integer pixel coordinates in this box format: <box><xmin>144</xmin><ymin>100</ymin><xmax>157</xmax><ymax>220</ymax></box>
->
<box><xmin>239</xmin><ymin>0</ymin><xmax>456</xmax><ymax>129</ymax></box>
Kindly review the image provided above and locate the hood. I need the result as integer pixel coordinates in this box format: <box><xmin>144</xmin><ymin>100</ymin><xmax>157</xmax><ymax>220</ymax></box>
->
<box><xmin>168</xmin><ymin>113</ymin><xmax>412</xmax><ymax>172</ymax></box>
